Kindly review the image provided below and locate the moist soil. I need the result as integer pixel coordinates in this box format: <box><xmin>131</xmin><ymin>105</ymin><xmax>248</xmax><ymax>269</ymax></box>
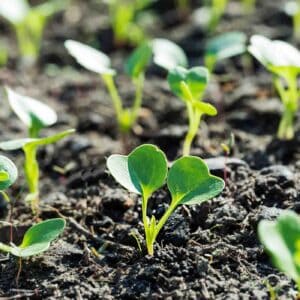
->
<box><xmin>0</xmin><ymin>0</ymin><xmax>300</xmax><ymax>299</ymax></box>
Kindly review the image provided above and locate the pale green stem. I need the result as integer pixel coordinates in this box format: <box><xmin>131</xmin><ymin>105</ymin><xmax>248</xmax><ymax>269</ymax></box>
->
<box><xmin>294</xmin><ymin>7</ymin><xmax>300</xmax><ymax>40</ymax></box>
<box><xmin>277</xmin><ymin>108</ymin><xmax>296</xmax><ymax>140</ymax></box>
<box><xmin>130</xmin><ymin>74</ymin><xmax>144</xmax><ymax>125</ymax></box>
<box><xmin>0</xmin><ymin>242</ymin><xmax>12</xmax><ymax>253</ymax></box>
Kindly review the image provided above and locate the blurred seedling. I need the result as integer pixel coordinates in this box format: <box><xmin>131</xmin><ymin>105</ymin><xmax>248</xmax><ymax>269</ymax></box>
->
<box><xmin>65</xmin><ymin>39</ymin><xmax>187</xmax><ymax>137</ymax></box>
<box><xmin>107</xmin><ymin>144</ymin><xmax>224</xmax><ymax>255</ymax></box>
<box><xmin>168</xmin><ymin>66</ymin><xmax>217</xmax><ymax>156</ymax></box>
<box><xmin>248</xmin><ymin>35</ymin><xmax>300</xmax><ymax>140</ymax></box>
<box><xmin>0</xmin><ymin>129</ymin><xmax>75</xmax><ymax>214</ymax></box>
<box><xmin>258</xmin><ymin>210</ymin><xmax>300</xmax><ymax>295</ymax></box>
<box><xmin>285</xmin><ymin>1</ymin><xmax>300</xmax><ymax>41</ymax></box>
<box><xmin>0</xmin><ymin>0</ymin><xmax>69</xmax><ymax>66</ymax></box>
<box><xmin>208</xmin><ymin>0</ymin><xmax>228</xmax><ymax>32</ymax></box>
<box><xmin>6</xmin><ymin>87</ymin><xmax>57</xmax><ymax>138</ymax></box>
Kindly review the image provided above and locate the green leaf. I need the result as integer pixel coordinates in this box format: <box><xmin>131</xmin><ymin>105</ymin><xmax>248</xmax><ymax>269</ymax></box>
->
<box><xmin>10</xmin><ymin>218</ymin><xmax>65</xmax><ymax>257</ymax></box>
<box><xmin>125</xmin><ymin>42</ymin><xmax>153</xmax><ymax>79</ymax></box>
<box><xmin>0</xmin><ymin>0</ymin><xmax>29</xmax><ymax>24</ymax></box>
<box><xmin>193</xmin><ymin>101</ymin><xmax>217</xmax><ymax>116</ymax></box>
<box><xmin>6</xmin><ymin>87</ymin><xmax>57</xmax><ymax>130</ymax></box>
<box><xmin>168</xmin><ymin>66</ymin><xmax>209</xmax><ymax>101</ymax></box>
<box><xmin>205</xmin><ymin>31</ymin><xmax>247</xmax><ymax>61</ymax></box>
<box><xmin>152</xmin><ymin>38</ymin><xmax>188</xmax><ymax>71</ymax></box>
<box><xmin>107</xmin><ymin>144</ymin><xmax>168</xmax><ymax>197</ymax></box>
<box><xmin>258</xmin><ymin>211</ymin><xmax>300</xmax><ymax>283</ymax></box>
<box><xmin>0</xmin><ymin>129</ymin><xmax>75</xmax><ymax>151</ymax></box>
<box><xmin>167</xmin><ymin>156</ymin><xmax>224</xmax><ymax>206</ymax></box>
<box><xmin>0</xmin><ymin>155</ymin><xmax>18</xmax><ymax>190</ymax></box>
<box><xmin>64</xmin><ymin>40</ymin><xmax>116</xmax><ymax>76</ymax></box>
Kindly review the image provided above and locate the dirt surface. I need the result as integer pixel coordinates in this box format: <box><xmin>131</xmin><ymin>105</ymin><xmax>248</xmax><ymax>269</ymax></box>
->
<box><xmin>0</xmin><ymin>0</ymin><xmax>300</xmax><ymax>299</ymax></box>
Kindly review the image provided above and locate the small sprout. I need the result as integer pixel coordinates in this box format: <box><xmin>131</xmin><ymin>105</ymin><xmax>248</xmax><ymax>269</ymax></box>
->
<box><xmin>258</xmin><ymin>210</ymin><xmax>300</xmax><ymax>292</ymax></box>
<box><xmin>65</xmin><ymin>39</ymin><xmax>185</xmax><ymax>135</ymax></box>
<box><xmin>104</xmin><ymin>0</ymin><xmax>155</xmax><ymax>46</ymax></box>
<box><xmin>0</xmin><ymin>129</ymin><xmax>75</xmax><ymax>214</ymax></box>
<box><xmin>0</xmin><ymin>0</ymin><xmax>68</xmax><ymax>65</ymax></box>
<box><xmin>168</xmin><ymin>66</ymin><xmax>217</xmax><ymax>156</ymax></box>
<box><xmin>0</xmin><ymin>218</ymin><xmax>65</xmax><ymax>257</ymax></box>
<box><xmin>285</xmin><ymin>1</ymin><xmax>300</xmax><ymax>40</ymax></box>
<box><xmin>107</xmin><ymin>144</ymin><xmax>224</xmax><ymax>255</ymax></box>
<box><xmin>0</xmin><ymin>155</ymin><xmax>18</xmax><ymax>202</ymax></box>
<box><xmin>208</xmin><ymin>0</ymin><xmax>228</xmax><ymax>32</ymax></box>
<box><xmin>248</xmin><ymin>35</ymin><xmax>300</xmax><ymax>140</ymax></box>
<box><xmin>6</xmin><ymin>87</ymin><xmax>57</xmax><ymax>138</ymax></box>
<box><xmin>205</xmin><ymin>32</ymin><xmax>247</xmax><ymax>73</ymax></box>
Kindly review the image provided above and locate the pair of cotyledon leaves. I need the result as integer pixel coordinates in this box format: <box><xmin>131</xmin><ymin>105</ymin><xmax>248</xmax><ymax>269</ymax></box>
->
<box><xmin>0</xmin><ymin>155</ymin><xmax>18</xmax><ymax>191</ymax></box>
<box><xmin>259</xmin><ymin>211</ymin><xmax>300</xmax><ymax>285</ymax></box>
<box><xmin>107</xmin><ymin>144</ymin><xmax>224</xmax><ymax>206</ymax></box>
<box><xmin>0</xmin><ymin>218</ymin><xmax>65</xmax><ymax>258</ymax></box>
<box><xmin>248</xmin><ymin>35</ymin><xmax>300</xmax><ymax>75</ymax></box>
<box><xmin>64</xmin><ymin>38</ymin><xmax>188</xmax><ymax>78</ymax></box>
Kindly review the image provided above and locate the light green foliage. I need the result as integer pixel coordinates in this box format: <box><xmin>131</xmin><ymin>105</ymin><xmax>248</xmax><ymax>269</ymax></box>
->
<box><xmin>65</xmin><ymin>39</ymin><xmax>186</xmax><ymax>134</ymax></box>
<box><xmin>0</xmin><ymin>0</ymin><xmax>68</xmax><ymax>65</ymax></box>
<box><xmin>258</xmin><ymin>211</ymin><xmax>300</xmax><ymax>291</ymax></box>
<box><xmin>104</xmin><ymin>0</ymin><xmax>155</xmax><ymax>46</ymax></box>
<box><xmin>0</xmin><ymin>155</ymin><xmax>18</xmax><ymax>191</ymax></box>
<box><xmin>0</xmin><ymin>218</ymin><xmax>65</xmax><ymax>257</ymax></box>
<box><xmin>107</xmin><ymin>144</ymin><xmax>224</xmax><ymax>255</ymax></box>
<box><xmin>285</xmin><ymin>1</ymin><xmax>300</xmax><ymax>40</ymax></box>
<box><xmin>248</xmin><ymin>35</ymin><xmax>300</xmax><ymax>140</ymax></box>
<box><xmin>6</xmin><ymin>87</ymin><xmax>57</xmax><ymax>138</ymax></box>
<box><xmin>208</xmin><ymin>0</ymin><xmax>228</xmax><ymax>32</ymax></box>
<box><xmin>168</xmin><ymin>66</ymin><xmax>217</xmax><ymax>156</ymax></box>
<box><xmin>241</xmin><ymin>0</ymin><xmax>256</xmax><ymax>13</ymax></box>
<box><xmin>205</xmin><ymin>31</ymin><xmax>247</xmax><ymax>72</ymax></box>
<box><xmin>0</xmin><ymin>129</ymin><xmax>75</xmax><ymax>213</ymax></box>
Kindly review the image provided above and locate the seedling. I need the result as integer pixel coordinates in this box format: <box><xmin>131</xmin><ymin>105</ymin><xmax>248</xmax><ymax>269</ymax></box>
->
<box><xmin>6</xmin><ymin>87</ymin><xmax>57</xmax><ymax>138</ymax></box>
<box><xmin>0</xmin><ymin>0</ymin><xmax>68</xmax><ymax>65</ymax></box>
<box><xmin>107</xmin><ymin>144</ymin><xmax>224</xmax><ymax>255</ymax></box>
<box><xmin>65</xmin><ymin>39</ymin><xmax>187</xmax><ymax>134</ymax></box>
<box><xmin>258</xmin><ymin>210</ymin><xmax>300</xmax><ymax>293</ymax></box>
<box><xmin>0</xmin><ymin>218</ymin><xmax>65</xmax><ymax>257</ymax></box>
<box><xmin>248</xmin><ymin>35</ymin><xmax>300</xmax><ymax>140</ymax></box>
<box><xmin>285</xmin><ymin>1</ymin><xmax>300</xmax><ymax>40</ymax></box>
<box><xmin>0</xmin><ymin>155</ymin><xmax>18</xmax><ymax>201</ymax></box>
<box><xmin>205</xmin><ymin>32</ymin><xmax>247</xmax><ymax>73</ymax></box>
<box><xmin>0</xmin><ymin>129</ymin><xmax>75</xmax><ymax>213</ymax></box>
<box><xmin>168</xmin><ymin>66</ymin><xmax>217</xmax><ymax>156</ymax></box>
<box><xmin>208</xmin><ymin>0</ymin><xmax>228</xmax><ymax>32</ymax></box>
<box><xmin>104</xmin><ymin>0</ymin><xmax>155</xmax><ymax>46</ymax></box>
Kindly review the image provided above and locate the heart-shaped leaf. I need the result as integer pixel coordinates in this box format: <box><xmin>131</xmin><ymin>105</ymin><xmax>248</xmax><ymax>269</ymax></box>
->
<box><xmin>152</xmin><ymin>38</ymin><xmax>188</xmax><ymax>71</ymax></box>
<box><xmin>168</xmin><ymin>66</ymin><xmax>209</xmax><ymax>101</ymax></box>
<box><xmin>125</xmin><ymin>42</ymin><xmax>153</xmax><ymax>79</ymax></box>
<box><xmin>0</xmin><ymin>129</ymin><xmax>75</xmax><ymax>151</ymax></box>
<box><xmin>0</xmin><ymin>0</ymin><xmax>29</xmax><ymax>24</ymax></box>
<box><xmin>167</xmin><ymin>156</ymin><xmax>224</xmax><ymax>206</ymax></box>
<box><xmin>64</xmin><ymin>40</ymin><xmax>116</xmax><ymax>76</ymax></box>
<box><xmin>0</xmin><ymin>155</ymin><xmax>18</xmax><ymax>190</ymax></box>
<box><xmin>258</xmin><ymin>210</ymin><xmax>300</xmax><ymax>283</ymax></box>
<box><xmin>206</xmin><ymin>31</ymin><xmax>247</xmax><ymax>61</ymax></box>
<box><xmin>107</xmin><ymin>144</ymin><xmax>168</xmax><ymax>198</ymax></box>
<box><xmin>10</xmin><ymin>218</ymin><xmax>65</xmax><ymax>257</ymax></box>
<box><xmin>6</xmin><ymin>87</ymin><xmax>57</xmax><ymax>130</ymax></box>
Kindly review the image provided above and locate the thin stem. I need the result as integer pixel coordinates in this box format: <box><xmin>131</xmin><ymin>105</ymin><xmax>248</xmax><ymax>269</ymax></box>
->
<box><xmin>102</xmin><ymin>74</ymin><xmax>124</xmax><ymax>126</ymax></box>
<box><xmin>277</xmin><ymin>108</ymin><xmax>295</xmax><ymax>140</ymax></box>
<box><xmin>131</xmin><ymin>74</ymin><xmax>144</xmax><ymax>124</ymax></box>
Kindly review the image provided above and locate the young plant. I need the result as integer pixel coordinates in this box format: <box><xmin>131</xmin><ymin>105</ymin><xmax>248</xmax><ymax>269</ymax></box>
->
<box><xmin>0</xmin><ymin>0</ymin><xmax>68</xmax><ymax>65</ymax></box>
<box><xmin>107</xmin><ymin>144</ymin><xmax>224</xmax><ymax>255</ymax></box>
<box><xmin>285</xmin><ymin>1</ymin><xmax>300</xmax><ymax>40</ymax></box>
<box><xmin>0</xmin><ymin>129</ymin><xmax>75</xmax><ymax>214</ymax></box>
<box><xmin>258</xmin><ymin>210</ymin><xmax>300</xmax><ymax>292</ymax></box>
<box><xmin>208</xmin><ymin>0</ymin><xmax>228</xmax><ymax>32</ymax></box>
<box><xmin>104</xmin><ymin>0</ymin><xmax>155</xmax><ymax>46</ymax></box>
<box><xmin>168</xmin><ymin>66</ymin><xmax>217</xmax><ymax>156</ymax></box>
<box><xmin>0</xmin><ymin>155</ymin><xmax>18</xmax><ymax>201</ymax></box>
<box><xmin>204</xmin><ymin>31</ymin><xmax>247</xmax><ymax>73</ymax></box>
<box><xmin>0</xmin><ymin>218</ymin><xmax>65</xmax><ymax>257</ymax></box>
<box><xmin>248</xmin><ymin>35</ymin><xmax>300</xmax><ymax>140</ymax></box>
<box><xmin>65</xmin><ymin>39</ymin><xmax>187</xmax><ymax>134</ymax></box>
<box><xmin>6</xmin><ymin>87</ymin><xmax>57</xmax><ymax>138</ymax></box>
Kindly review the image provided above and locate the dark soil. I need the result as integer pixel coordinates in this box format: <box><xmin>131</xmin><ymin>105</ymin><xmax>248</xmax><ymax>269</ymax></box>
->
<box><xmin>0</xmin><ymin>0</ymin><xmax>300</xmax><ymax>299</ymax></box>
